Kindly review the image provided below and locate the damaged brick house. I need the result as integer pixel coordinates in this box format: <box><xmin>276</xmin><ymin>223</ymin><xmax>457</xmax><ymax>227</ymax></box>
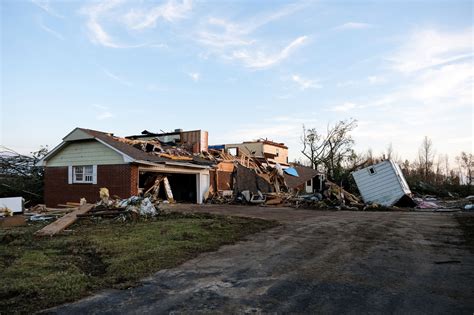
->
<box><xmin>37</xmin><ymin>128</ymin><xmax>212</xmax><ymax>206</ymax></box>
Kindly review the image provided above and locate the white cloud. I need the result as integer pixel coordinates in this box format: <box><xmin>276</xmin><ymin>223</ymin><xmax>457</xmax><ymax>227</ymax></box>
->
<box><xmin>81</xmin><ymin>0</ymin><xmax>128</xmax><ymax>48</ymax></box>
<box><xmin>231</xmin><ymin>36</ymin><xmax>308</xmax><ymax>69</ymax></box>
<box><xmin>31</xmin><ymin>0</ymin><xmax>64</xmax><ymax>18</ymax></box>
<box><xmin>408</xmin><ymin>63</ymin><xmax>472</xmax><ymax>105</ymax></box>
<box><xmin>388</xmin><ymin>28</ymin><xmax>473</xmax><ymax>74</ymax></box>
<box><xmin>38</xmin><ymin>21</ymin><xmax>64</xmax><ymax>40</ymax></box>
<box><xmin>197</xmin><ymin>3</ymin><xmax>304</xmax><ymax>49</ymax></box>
<box><xmin>335</xmin><ymin>22</ymin><xmax>372</xmax><ymax>30</ymax></box>
<box><xmin>80</xmin><ymin>0</ymin><xmax>193</xmax><ymax>48</ymax></box>
<box><xmin>93</xmin><ymin>105</ymin><xmax>114</xmax><ymax>120</ymax></box>
<box><xmin>343</xmin><ymin>27</ymin><xmax>473</xmax><ymax>161</ymax></box>
<box><xmin>102</xmin><ymin>68</ymin><xmax>132</xmax><ymax>86</ymax></box>
<box><xmin>188</xmin><ymin>72</ymin><xmax>200</xmax><ymax>81</ymax></box>
<box><xmin>330</xmin><ymin>102</ymin><xmax>357</xmax><ymax>112</ymax></box>
<box><xmin>122</xmin><ymin>0</ymin><xmax>192</xmax><ymax>30</ymax></box>
<box><xmin>291</xmin><ymin>74</ymin><xmax>321</xmax><ymax>90</ymax></box>
<box><xmin>195</xmin><ymin>3</ymin><xmax>308</xmax><ymax>69</ymax></box>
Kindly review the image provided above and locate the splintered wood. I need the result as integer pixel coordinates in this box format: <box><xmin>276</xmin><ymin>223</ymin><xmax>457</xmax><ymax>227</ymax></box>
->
<box><xmin>163</xmin><ymin>177</ymin><xmax>174</xmax><ymax>202</ymax></box>
<box><xmin>144</xmin><ymin>175</ymin><xmax>174</xmax><ymax>203</ymax></box>
<box><xmin>35</xmin><ymin>204</ymin><xmax>94</xmax><ymax>237</ymax></box>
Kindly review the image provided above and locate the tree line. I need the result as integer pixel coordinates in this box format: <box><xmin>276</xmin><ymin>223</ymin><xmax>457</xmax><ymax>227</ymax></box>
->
<box><xmin>300</xmin><ymin>119</ymin><xmax>473</xmax><ymax>196</ymax></box>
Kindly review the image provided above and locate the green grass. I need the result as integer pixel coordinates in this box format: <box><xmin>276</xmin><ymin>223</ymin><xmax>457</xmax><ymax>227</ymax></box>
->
<box><xmin>0</xmin><ymin>212</ymin><xmax>278</xmax><ymax>314</ymax></box>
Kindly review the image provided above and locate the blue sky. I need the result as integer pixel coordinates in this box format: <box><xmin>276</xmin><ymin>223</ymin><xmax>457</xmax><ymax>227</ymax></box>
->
<box><xmin>1</xmin><ymin>0</ymin><xmax>473</xmax><ymax>164</ymax></box>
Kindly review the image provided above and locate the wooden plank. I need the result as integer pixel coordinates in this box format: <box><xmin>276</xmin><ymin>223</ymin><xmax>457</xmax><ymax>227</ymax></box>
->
<box><xmin>217</xmin><ymin>161</ymin><xmax>235</xmax><ymax>172</ymax></box>
<box><xmin>57</xmin><ymin>204</ymin><xmax>78</xmax><ymax>208</ymax></box>
<box><xmin>66</xmin><ymin>202</ymin><xmax>81</xmax><ymax>206</ymax></box>
<box><xmin>35</xmin><ymin>204</ymin><xmax>94</xmax><ymax>237</ymax></box>
<box><xmin>163</xmin><ymin>177</ymin><xmax>175</xmax><ymax>203</ymax></box>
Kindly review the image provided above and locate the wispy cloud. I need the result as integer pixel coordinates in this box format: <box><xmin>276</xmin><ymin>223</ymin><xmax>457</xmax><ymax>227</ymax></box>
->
<box><xmin>81</xmin><ymin>0</ymin><xmax>150</xmax><ymax>48</ymax></box>
<box><xmin>335</xmin><ymin>22</ymin><xmax>372</xmax><ymax>30</ymax></box>
<box><xmin>372</xmin><ymin>28</ymin><xmax>473</xmax><ymax>109</ymax></box>
<box><xmin>102</xmin><ymin>68</ymin><xmax>132</xmax><ymax>86</ymax></box>
<box><xmin>80</xmin><ymin>0</ymin><xmax>192</xmax><ymax>48</ymax></box>
<box><xmin>38</xmin><ymin>21</ymin><xmax>64</xmax><ymax>40</ymax></box>
<box><xmin>388</xmin><ymin>27</ymin><xmax>473</xmax><ymax>74</ymax></box>
<box><xmin>330</xmin><ymin>102</ymin><xmax>357</xmax><ymax>112</ymax></box>
<box><xmin>291</xmin><ymin>74</ymin><xmax>321</xmax><ymax>90</ymax></box>
<box><xmin>31</xmin><ymin>0</ymin><xmax>64</xmax><ymax>18</ymax></box>
<box><xmin>196</xmin><ymin>3</ymin><xmax>308</xmax><ymax>69</ymax></box>
<box><xmin>188</xmin><ymin>72</ymin><xmax>200</xmax><ymax>81</ymax></box>
<box><xmin>231</xmin><ymin>36</ymin><xmax>308</xmax><ymax>69</ymax></box>
<box><xmin>93</xmin><ymin>104</ymin><xmax>114</xmax><ymax>120</ymax></box>
<box><xmin>81</xmin><ymin>0</ymin><xmax>126</xmax><ymax>48</ymax></box>
<box><xmin>122</xmin><ymin>0</ymin><xmax>192</xmax><ymax>30</ymax></box>
<box><xmin>345</xmin><ymin>27</ymin><xmax>473</xmax><ymax>160</ymax></box>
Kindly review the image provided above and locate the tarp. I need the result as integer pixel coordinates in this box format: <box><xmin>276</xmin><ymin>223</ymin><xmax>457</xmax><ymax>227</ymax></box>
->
<box><xmin>284</xmin><ymin>167</ymin><xmax>299</xmax><ymax>177</ymax></box>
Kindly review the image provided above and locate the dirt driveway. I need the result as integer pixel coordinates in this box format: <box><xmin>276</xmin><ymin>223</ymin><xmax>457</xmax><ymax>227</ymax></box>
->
<box><xmin>49</xmin><ymin>205</ymin><xmax>474</xmax><ymax>314</ymax></box>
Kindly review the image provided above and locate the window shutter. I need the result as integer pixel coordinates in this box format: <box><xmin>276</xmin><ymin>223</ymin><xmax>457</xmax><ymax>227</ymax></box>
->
<box><xmin>68</xmin><ymin>166</ymin><xmax>73</xmax><ymax>184</ymax></box>
<box><xmin>92</xmin><ymin>165</ymin><xmax>97</xmax><ymax>184</ymax></box>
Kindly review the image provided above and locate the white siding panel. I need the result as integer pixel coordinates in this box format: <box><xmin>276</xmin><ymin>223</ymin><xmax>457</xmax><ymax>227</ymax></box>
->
<box><xmin>355</xmin><ymin>173</ymin><xmax>399</xmax><ymax>190</ymax></box>
<box><xmin>47</xmin><ymin>140</ymin><xmax>125</xmax><ymax>167</ymax></box>
<box><xmin>352</xmin><ymin>160</ymin><xmax>407</xmax><ymax>206</ymax></box>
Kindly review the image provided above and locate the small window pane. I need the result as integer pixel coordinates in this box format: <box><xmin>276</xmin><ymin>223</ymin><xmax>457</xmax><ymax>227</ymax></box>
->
<box><xmin>84</xmin><ymin>166</ymin><xmax>93</xmax><ymax>174</ymax></box>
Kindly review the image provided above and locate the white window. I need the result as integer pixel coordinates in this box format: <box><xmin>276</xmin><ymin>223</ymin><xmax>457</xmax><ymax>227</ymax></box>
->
<box><xmin>69</xmin><ymin>165</ymin><xmax>97</xmax><ymax>184</ymax></box>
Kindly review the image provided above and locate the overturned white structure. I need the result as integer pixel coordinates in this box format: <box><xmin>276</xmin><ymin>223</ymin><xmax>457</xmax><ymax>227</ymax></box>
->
<box><xmin>352</xmin><ymin>160</ymin><xmax>412</xmax><ymax>206</ymax></box>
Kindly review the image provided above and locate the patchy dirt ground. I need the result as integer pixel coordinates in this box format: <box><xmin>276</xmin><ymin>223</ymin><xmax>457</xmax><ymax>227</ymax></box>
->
<box><xmin>47</xmin><ymin>205</ymin><xmax>474</xmax><ymax>314</ymax></box>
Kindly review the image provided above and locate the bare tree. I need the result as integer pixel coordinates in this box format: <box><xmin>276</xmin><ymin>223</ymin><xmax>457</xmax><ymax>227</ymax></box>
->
<box><xmin>386</xmin><ymin>143</ymin><xmax>393</xmax><ymax>160</ymax></box>
<box><xmin>457</xmin><ymin>152</ymin><xmax>474</xmax><ymax>191</ymax></box>
<box><xmin>434</xmin><ymin>154</ymin><xmax>443</xmax><ymax>185</ymax></box>
<box><xmin>418</xmin><ymin>136</ymin><xmax>435</xmax><ymax>181</ymax></box>
<box><xmin>301</xmin><ymin>119</ymin><xmax>357</xmax><ymax>178</ymax></box>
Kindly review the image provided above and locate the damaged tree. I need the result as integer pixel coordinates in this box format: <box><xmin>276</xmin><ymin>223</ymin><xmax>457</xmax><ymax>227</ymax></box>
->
<box><xmin>0</xmin><ymin>146</ymin><xmax>48</xmax><ymax>205</ymax></box>
<box><xmin>301</xmin><ymin>118</ymin><xmax>357</xmax><ymax>180</ymax></box>
<box><xmin>457</xmin><ymin>151</ymin><xmax>474</xmax><ymax>194</ymax></box>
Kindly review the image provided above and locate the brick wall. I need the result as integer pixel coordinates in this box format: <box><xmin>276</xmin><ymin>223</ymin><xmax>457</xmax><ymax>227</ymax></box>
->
<box><xmin>44</xmin><ymin>164</ymin><xmax>138</xmax><ymax>206</ymax></box>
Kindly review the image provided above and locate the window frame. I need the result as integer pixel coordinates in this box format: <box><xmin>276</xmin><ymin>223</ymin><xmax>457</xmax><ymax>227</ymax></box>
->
<box><xmin>71</xmin><ymin>165</ymin><xmax>96</xmax><ymax>184</ymax></box>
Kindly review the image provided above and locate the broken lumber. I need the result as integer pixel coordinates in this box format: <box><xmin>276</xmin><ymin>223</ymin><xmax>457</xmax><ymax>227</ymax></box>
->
<box><xmin>57</xmin><ymin>204</ymin><xmax>78</xmax><ymax>208</ymax></box>
<box><xmin>266</xmin><ymin>197</ymin><xmax>283</xmax><ymax>205</ymax></box>
<box><xmin>35</xmin><ymin>204</ymin><xmax>94</xmax><ymax>237</ymax></box>
<box><xmin>163</xmin><ymin>177</ymin><xmax>175</xmax><ymax>203</ymax></box>
<box><xmin>159</xmin><ymin>153</ymin><xmax>193</xmax><ymax>161</ymax></box>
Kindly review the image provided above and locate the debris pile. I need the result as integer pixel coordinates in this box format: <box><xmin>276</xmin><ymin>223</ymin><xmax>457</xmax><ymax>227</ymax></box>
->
<box><xmin>82</xmin><ymin>187</ymin><xmax>160</xmax><ymax>220</ymax></box>
<box><xmin>116</xmin><ymin>137</ymin><xmax>194</xmax><ymax>160</ymax></box>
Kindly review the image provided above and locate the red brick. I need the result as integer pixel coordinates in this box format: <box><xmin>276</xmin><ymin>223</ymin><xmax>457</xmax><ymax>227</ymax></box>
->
<box><xmin>44</xmin><ymin>164</ymin><xmax>138</xmax><ymax>207</ymax></box>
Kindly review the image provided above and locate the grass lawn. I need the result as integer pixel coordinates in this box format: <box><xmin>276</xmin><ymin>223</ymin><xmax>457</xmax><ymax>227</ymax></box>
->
<box><xmin>0</xmin><ymin>212</ymin><xmax>278</xmax><ymax>314</ymax></box>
